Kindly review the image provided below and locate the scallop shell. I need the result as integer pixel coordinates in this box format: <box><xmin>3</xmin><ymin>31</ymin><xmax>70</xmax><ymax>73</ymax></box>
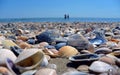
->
<box><xmin>89</xmin><ymin>61</ymin><xmax>115</xmax><ymax>73</ymax></box>
<box><xmin>15</xmin><ymin>49</ymin><xmax>44</xmax><ymax>70</ymax></box>
<box><xmin>2</xmin><ymin>40</ymin><xmax>19</xmax><ymax>49</ymax></box>
<box><xmin>35</xmin><ymin>68</ymin><xmax>57</xmax><ymax>75</ymax></box>
<box><xmin>58</xmin><ymin>46</ymin><xmax>79</xmax><ymax>58</ymax></box>
<box><xmin>0</xmin><ymin>49</ymin><xmax>17</xmax><ymax>66</ymax></box>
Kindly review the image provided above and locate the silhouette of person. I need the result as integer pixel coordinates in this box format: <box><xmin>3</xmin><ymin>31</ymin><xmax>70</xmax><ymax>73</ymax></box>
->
<box><xmin>67</xmin><ymin>14</ymin><xmax>69</xmax><ymax>19</ymax></box>
<box><xmin>64</xmin><ymin>14</ymin><xmax>67</xmax><ymax>19</ymax></box>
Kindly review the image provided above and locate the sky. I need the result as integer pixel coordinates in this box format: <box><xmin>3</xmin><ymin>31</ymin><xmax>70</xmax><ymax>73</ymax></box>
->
<box><xmin>0</xmin><ymin>0</ymin><xmax>120</xmax><ymax>18</ymax></box>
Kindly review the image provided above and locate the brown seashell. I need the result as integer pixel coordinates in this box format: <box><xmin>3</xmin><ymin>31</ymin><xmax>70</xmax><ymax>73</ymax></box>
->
<box><xmin>99</xmin><ymin>56</ymin><xmax>116</xmax><ymax>65</ymax></box>
<box><xmin>15</xmin><ymin>49</ymin><xmax>44</xmax><ymax>70</ymax></box>
<box><xmin>35</xmin><ymin>68</ymin><xmax>57</xmax><ymax>75</ymax></box>
<box><xmin>58</xmin><ymin>46</ymin><xmax>79</xmax><ymax>58</ymax></box>
<box><xmin>17</xmin><ymin>36</ymin><xmax>28</xmax><ymax>41</ymax></box>
<box><xmin>0</xmin><ymin>49</ymin><xmax>17</xmax><ymax>66</ymax></box>
<box><xmin>87</xmin><ymin>44</ymin><xmax>94</xmax><ymax>53</ymax></box>
<box><xmin>0</xmin><ymin>66</ymin><xmax>12</xmax><ymax>75</ymax></box>
<box><xmin>18</xmin><ymin>42</ymin><xmax>32</xmax><ymax>49</ymax></box>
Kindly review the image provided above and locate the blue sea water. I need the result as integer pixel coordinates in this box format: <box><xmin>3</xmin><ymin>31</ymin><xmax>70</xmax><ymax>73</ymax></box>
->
<box><xmin>0</xmin><ymin>18</ymin><xmax>120</xmax><ymax>23</ymax></box>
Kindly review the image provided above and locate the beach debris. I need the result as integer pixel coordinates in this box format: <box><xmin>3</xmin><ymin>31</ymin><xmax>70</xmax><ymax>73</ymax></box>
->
<box><xmin>0</xmin><ymin>49</ymin><xmax>17</xmax><ymax>66</ymax></box>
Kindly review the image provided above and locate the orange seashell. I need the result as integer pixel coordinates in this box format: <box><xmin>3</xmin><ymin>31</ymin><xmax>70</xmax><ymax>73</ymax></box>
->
<box><xmin>17</xmin><ymin>36</ymin><xmax>28</xmax><ymax>41</ymax></box>
<box><xmin>58</xmin><ymin>46</ymin><xmax>79</xmax><ymax>58</ymax></box>
<box><xmin>110</xmin><ymin>38</ymin><xmax>120</xmax><ymax>44</ymax></box>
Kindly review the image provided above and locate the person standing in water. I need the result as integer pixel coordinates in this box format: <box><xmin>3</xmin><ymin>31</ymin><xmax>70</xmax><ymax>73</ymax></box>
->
<box><xmin>64</xmin><ymin>14</ymin><xmax>69</xmax><ymax>19</ymax></box>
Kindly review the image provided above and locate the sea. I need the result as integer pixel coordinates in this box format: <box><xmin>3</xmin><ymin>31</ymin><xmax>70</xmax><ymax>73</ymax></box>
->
<box><xmin>0</xmin><ymin>18</ymin><xmax>120</xmax><ymax>23</ymax></box>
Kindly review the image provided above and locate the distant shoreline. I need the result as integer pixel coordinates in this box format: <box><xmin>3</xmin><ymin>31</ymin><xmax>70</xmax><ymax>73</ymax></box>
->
<box><xmin>0</xmin><ymin>17</ymin><xmax>120</xmax><ymax>23</ymax></box>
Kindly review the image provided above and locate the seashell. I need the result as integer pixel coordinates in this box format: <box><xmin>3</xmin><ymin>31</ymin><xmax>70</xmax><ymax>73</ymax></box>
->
<box><xmin>15</xmin><ymin>49</ymin><xmax>44</xmax><ymax>71</ymax></box>
<box><xmin>0</xmin><ymin>49</ymin><xmax>17</xmax><ymax>66</ymax></box>
<box><xmin>10</xmin><ymin>46</ymin><xmax>23</xmax><ymax>56</ymax></box>
<box><xmin>58</xmin><ymin>46</ymin><xmax>79</xmax><ymax>58</ymax></box>
<box><xmin>112</xmin><ymin>46</ymin><xmax>120</xmax><ymax>52</ymax></box>
<box><xmin>99</xmin><ymin>56</ymin><xmax>115</xmax><ymax>65</ymax></box>
<box><xmin>2</xmin><ymin>40</ymin><xmax>19</xmax><ymax>49</ymax></box>
<box><xmin>5</xmin><ymin>58</ymin><xmax>21</xmax><ymax>75</ymax></box>
<box><xmin>69</xmin><ymin>54</ymin><xmax>99</xmax><ymax>62</ymax></box>
<box><xmin>80</xmin><ymin>50</ymin><xmax>92</xmax><ymax>54</ymax></box>
<box><xmin>110</xmin><ymin>51</ymin><xmax>120</xmax><ymax>58</ymax></box>
<box><xmin>55</xmin><ymin>42</ymin><xmax>67</xmax><ymax>50</ymax></box>
<box><xmin>17</xmin><ymin>36</ymin><xmax>28</xmax><ymax>41</ymax></box>
<box><xmin>39</xmin><ymin>42</ymin><xmax>49</xmax><ymax>48</ymax></box>
<box><xmin>27</xmin><ymin>39</ymin><xmax>36</xmax><ymax>44</ymax></box>
<box><xmin>21</xmin><ymin>70</ymin><xmax>37</xmax><ymax>75</ymax></box>
<box><xmin>89</xmin><ymin>61</ymin><xmax>115</xmax><ymax>73</ymax></box>
<box><xmin>89</xmin><ymin>31</ymin><xmax>107</xmax><ymax>45</ymax></box>
<box><xmin>47</xmin><ymin>64</ymin><xmax>57</xmax><ymax>70</ymax></box>
<box><xmin>67</xmin><ymin>34</ymin><xmax>90</xmax><ymax>50</ymax></box>
<box><xmin>35</xmin><ymin>68</ymin><xmax>57</xmax><ymax>75</ymax></box>
<box><xmin>18</xmin><ymin>42</ymin><xmax>32</xmax><ymax>49</ymax></box>
<box><xmin>95</xmin><ymin>47</ymin><xmax>112</xmax><ymax>54</ymax></box>
<box><xmin>77</xmin><ymin>65</ymin><xmax>89</xmax><ymax>72</ymax></box>
<box><xmin>16</xmin><ymin>29</ymin><xmax>24</xmax><ymax>35</ymax></box>
<box><xmin>62</xmin><ymin>71</ymin><xmax>88</xmax><ymax>75</ymax></box>
<box><xmin>0</xmin><ymin>66</ymin><xmax>12</xmax><ymax>75</ymax></box>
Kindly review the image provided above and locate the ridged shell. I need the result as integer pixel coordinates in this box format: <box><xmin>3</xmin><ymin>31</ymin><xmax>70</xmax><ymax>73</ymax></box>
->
<box><xmin>58</xmin><ymin>46</ymin><xmax>78</xmax><ymax>58</ymax></box>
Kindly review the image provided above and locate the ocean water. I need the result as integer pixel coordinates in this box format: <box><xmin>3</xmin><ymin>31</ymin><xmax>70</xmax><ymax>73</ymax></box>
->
<box><xmin>0</xmin><ymin>18</ymin><xmax>120</xmax><ymax>23</ymax></box>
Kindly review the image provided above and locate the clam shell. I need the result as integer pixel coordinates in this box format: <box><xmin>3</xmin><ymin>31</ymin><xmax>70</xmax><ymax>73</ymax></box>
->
<box><xmin>0</xmin><ymin>49</ymin><xmax>17</xmax><ymax>66</ymax></box>
<box><xmin>95</xmin><ymin>47</ymin><xmax>112</xmax><ymax>54</ymax></box>
<box><xmin>62</xmin><ymin>71</ymin><xmax>88</xmax><ymax>75</ymax></box>
<box><xmin>69</xmin><ymin>54</ymin><xmax>99</xmax><ymax>62</ymax></box>
<box><xmin>17</xmin><ymin>36</ymin><xmax>28</xmax><ymax>41</ymax></box>
<box><xmin>2</xmin><ymin>40</ymin><xmax>19</xmax><ymax>49</ymax></box>
<box><xmin>6</xmin><ymin>58</ymin><xmax>21</xmax><ymax>75</ymax></box>
<box><xmin>39</xmin><ymin>42</ymin><xmax>49</xmax><ymax>47</ymax></box>
<box><xmin>21</xmin><ymin>70</ymin><xmax>37</xmax><ymax>75</ymax></box>
<box><xmin>89</xmin><ymin>61</ymin><xmax>115</xmax><ymax>73</ymax></box>
<box><xmin>99</xmin><ymin>56</ymin><xmax>115</xmax><ymax>65</ymax></box>
<box><xmin>35</xmin><ymin>68</ymin><xmax>57</xmax><ymax>75</ymax></box>
<box><xmin>15</xmin><ymin>49</ymin><xmax>44</xmax><ymax>70</ymax></box>
<box><xmin>58</xmin><ymin>46</ymin><xmax>79</xmax><ymax>58</ymax></box>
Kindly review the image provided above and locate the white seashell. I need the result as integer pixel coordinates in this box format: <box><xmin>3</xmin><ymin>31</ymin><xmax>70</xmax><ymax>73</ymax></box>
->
<box><xmin>0</xmin><ymin>49</ymin><xmax>17</xmax><ymax>66</ymax></box>
<box><xmin>89</xmin><ymin>61</ymin><xmax>114</xmax><ymax>73</ymax></box>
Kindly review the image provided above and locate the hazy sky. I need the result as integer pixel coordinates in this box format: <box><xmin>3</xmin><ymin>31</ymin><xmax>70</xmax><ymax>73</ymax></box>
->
<box><xmin>0</xmin><ymin>0</ymin><xmax>120</xmax><ymax>18</ymax></box>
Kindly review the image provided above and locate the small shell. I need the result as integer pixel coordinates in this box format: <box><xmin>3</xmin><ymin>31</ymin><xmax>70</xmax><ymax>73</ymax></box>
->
<box><xmin>0</xmin><ymin>49</ymin><xmax>17</xmax><ymax>66</ymax></box>
<box><xmin>15</xmin><ymin>49</ymin><xmax>44</xmax><ymax>70</ymax></box>
<box><xmin>0</xmin><ymin>66</ymin><xmax>12</xmax><ymax>75</ymax></box>
<box><xmin>35</xmin><ymin>68</ymin><xmax>57</xmax><ymax>75</ymax></box>
<box><xmin>2</xmin><ymin>40</ymin><xmax>19</xmax><ymax>49</ymax></box>
<box><xmin>39</xmin><ymin>42</ymin><xmax>49</xmax><ymax>48</ymax></box>
<box><xmin>17</xmin><ymin>36</ymin><xmax>28</xmax><ymax>41</ymax></box>
<box><xmin>18</xmin><ymin>42</ymin><xmax>32</xmax><ymax>49</ymax></box>
<box><xmin>89</xmin><ymin>61</ymin><xmax>115</xmax><ymax>73</ymax></box>
<box><xmin>62</xmin><ymin>71</ymin><xmax>88</xmax><ymax>75</ymax></box>
<box><xmin>58</xmin><ymin>46</ymin><xmax>79</xmax><ymax>58</ymax></box>
<box><xmin>21</xmin><ymin>70</ymin><xmax>37</xmax><ymax>75</ymax></box>
<box><xmin>95</xmin><ymin>47</ymin><xmax>112</xmax><ymax>54</ymax></box>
